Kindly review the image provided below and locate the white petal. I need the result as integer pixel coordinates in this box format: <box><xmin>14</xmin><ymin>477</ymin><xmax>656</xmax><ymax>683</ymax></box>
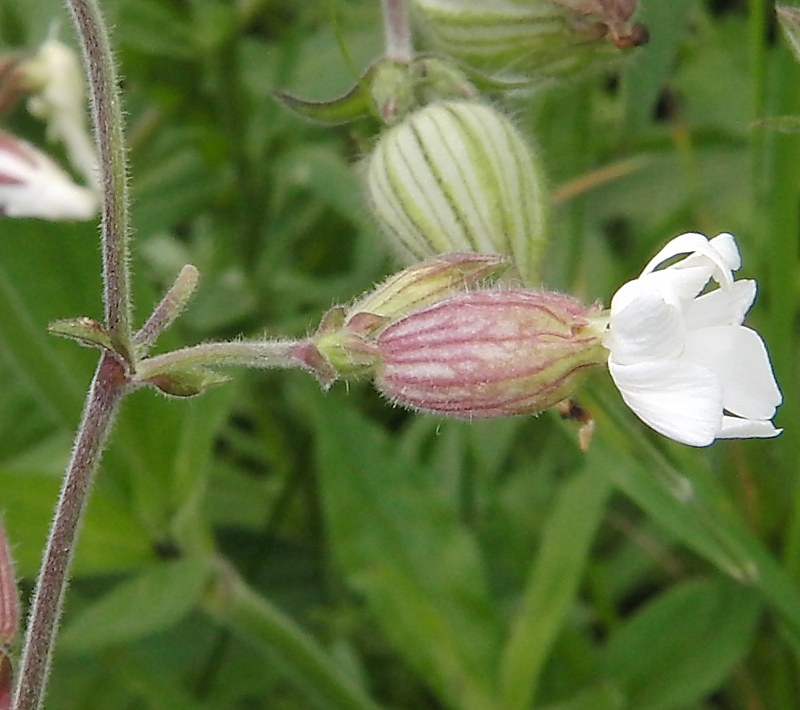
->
<box><xmin>635</xmin><ymin>266</ymin><xmax>714</xmax><ymax>305</ymax></box>
<box><xmin>708</xmin><ymin>233</ymin><xmax>741</xmax><ymax>271</ymax></box>
<box><xmin>684</xmin><ymin>280</ymin><xmax>756</xmax><ymax>329</ymax></box>
<box><xmin>640</xmin><ymin>232</ymin><xmax>734</xmax><ymax>288</ymax></box>
<box><xmin>718</xmin><ymin>416</ymin><xmax>782</xmax><ymax>439</ymax></box>
<box><xmin>608</xmin><ymin>359</ymin><xmax>722</xmax><ymax>447</ymax></box>
<box><xmin>682</xmin><ymin>326</ymin><xmax>782</xmax><ymax>420</ymax></box>
<box><xmin>606</xmin><ymin>288</ymin><xmax>684</xmax><ymax>364</ymax></box>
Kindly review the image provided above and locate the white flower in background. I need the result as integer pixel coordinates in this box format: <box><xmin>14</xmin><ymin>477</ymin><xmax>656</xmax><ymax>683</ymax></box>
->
<box><xmin>604</xmin><ymin>232</ymin><xmax>782</xmax><ymax>447</ymax></box>
<box><xmin>20</xmin><ymin>36</ymin><xmax>98</xmax><ymax>191</ymax></box>
<box><xmin>0</xmin><ymin>131</ymin><xmax>98</xmax><ymax>220</ymax></box>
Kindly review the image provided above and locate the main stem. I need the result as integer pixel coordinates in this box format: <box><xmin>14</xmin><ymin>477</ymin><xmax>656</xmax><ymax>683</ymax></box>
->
<box><xmin>14</xmin><ymin>1</ymin><xmax>135</xmax><ymax>706</ymax></box>
<box><xmin>65</xmin><ymin>0</ymin><xmax>133</xmax><ymax>358</ymax></box>
<box><xmin>13</xmin><ymin>355</ymin><xmax>126</xmax><ymax>710</ymax></box>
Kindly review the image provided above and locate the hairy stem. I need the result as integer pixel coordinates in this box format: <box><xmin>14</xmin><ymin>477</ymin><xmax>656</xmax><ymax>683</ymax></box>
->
<box><xmin>381</xmin><ymin>0</ymin><xmax>413</xmax><ymax>62</ymax></box>
<box><xmin>13</xmin><ymin>355</ymin><xmax>127</xmax><ymax>710</ymax></box>
<box><xmin>64</xmin><ymin>0</ymin><xmax>133</xmax><ymax>359</ymax></box>
<box><xmin>137</xmin><ymin>339</ymin><xmax>304</xmax><ymax>375</ymax></box>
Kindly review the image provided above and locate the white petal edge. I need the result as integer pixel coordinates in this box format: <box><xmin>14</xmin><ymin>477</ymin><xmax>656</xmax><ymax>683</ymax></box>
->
<box><xmin>608</xmin><ymin>359</ymin><xmax>722</xmax><ymax>447</ymax></box>
<box><xmin>718</xmin><ymin>417</ymin><xmax>782</xmax><ymax>439</ymax></box>
<box><xmin>682</xmin><ymin>326</ymin><xmax>782</xmax><ymax>420</ymax></box>
<box><xmin>640</xmin><ymin>232</ymin><xmax>734</xmax><ymax>288</ymax></box>
<box><xmin>684</xmin><ymin>280</ymin><xmax>756</xmax><ymax>330</ymax></box>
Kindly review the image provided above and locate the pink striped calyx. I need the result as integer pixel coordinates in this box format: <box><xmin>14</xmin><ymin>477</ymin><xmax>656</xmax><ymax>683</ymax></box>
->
<box><xmin>374</xmin><ymin>289</ymin><xmax>607</xmax><ymax>417</ymax></box>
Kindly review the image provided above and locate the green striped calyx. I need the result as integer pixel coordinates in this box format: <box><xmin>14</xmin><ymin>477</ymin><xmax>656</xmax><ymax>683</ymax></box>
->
<box><xmin>367</xmin><ymin>100</ymin><xmax>548</xmax><ymax>285</ymax></box>
<box><xmin>411</xmin><ymin>0</ymin><xmax>647</xmax><ymax>80</ymax></box>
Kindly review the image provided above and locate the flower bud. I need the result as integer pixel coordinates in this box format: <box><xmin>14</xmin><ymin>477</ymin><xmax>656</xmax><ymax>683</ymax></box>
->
<box><xmin>0</xmin><ymin>522</ymin><xmax>18</xmax><ymax>648</ymax></box>
<box><xmin>374</xmin><ymin>289</ymin><xmax>607</xmax><ymax>417</ymax></box>
<box><xmin>0</xmin><ymin>131</ymin><xmax>98</xmax><ymax>220</ymax></box>
<box><xmin>367</xmin><ymin>100</ymin><xmax>548</xmax><ymax>284</ymax></box>
<box><xmin>411</xmin><ymin>0</ymin><xmax>647</xmax><ymax>79</ymax></box>
<box><xmin>299</xmin><ymin>253</ymin><xmax>508</xmax><ymax>385</ymax></box>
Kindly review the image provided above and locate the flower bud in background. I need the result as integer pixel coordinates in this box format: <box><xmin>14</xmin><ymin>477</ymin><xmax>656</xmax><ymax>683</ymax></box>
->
<box><xmin>604</xmin><ymin>232</ymin><xmax>782</xmax><ymax>447</ymax></box>
<box><xmin>367</xmin><ymin>100</ymin><xmax>548</xmax><ymax>284</ymax></box>
<box><xmin>19</xmin><ymin>36</ymin><xmax>99</xmax><ymax>191</ymax></box>
<box><xmin>0</xmin><ymin>521</ymin><xmax>18</xmax><ymax>710</ymax></box>
<box><xmin>374</xmin><ymin>290</ymin><xmax>607</xmax><ymax>417</ymax></box>
<box><xmin>411</xmin><ymin>0</ymin><xmax>647</xmax><ymax>80</ymax></box>
<box><xmin>0</xmin><ymin>131</ymin><xmax>98</xmax><ymax>220</ymax></box>
<box><xmin>0</xmin><ymin>55</ymin><xmax>24</xmax><ymax>114</ymax></box>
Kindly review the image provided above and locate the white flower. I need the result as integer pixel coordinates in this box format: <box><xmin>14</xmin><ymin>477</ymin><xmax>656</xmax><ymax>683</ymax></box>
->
<box><xmin>604</xmin><ymin>232</ymin><xmax>782</xmax><ymax>447</ymax></box>
<box><xmin>0</xmin><ymin>131</ymin><xmax>98</xmax><ymax>220</ymax></box>
<box><xmin>21</xmin><ymin>37</ymin><xmax>99</xmax><ymax>191</ymax></box>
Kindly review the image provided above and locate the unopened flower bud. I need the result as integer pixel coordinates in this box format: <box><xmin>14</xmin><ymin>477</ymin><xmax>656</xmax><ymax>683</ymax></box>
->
<box><xmin>412</xmin><ymin>0</ymin><xmax>647</xmax><ymax>80</ymax></box>
<box><xmin>299</xmin><ymin>253</ymin><xmax>508</xmax><ymax>385</ymax></box>
<box><xmin>367</xmin><ymin>100</ymin><xmax>548</xmax><ymax>284</ymax></box>
<box><xmin>0</xmin><ymin>131</ymin><xmax>98</xmax><ymax>220</ymax></box>
<box><xmin>0</xmin><ymin>522</ymin><xmax>18</xmax><ymax>648</ymax></box>
<box><xmin>348</xmin><ymin>252</ymin><xmax>508</xmax><ymax>333</ymax></box>
<box><xmin>374</xmin><ymin>289</ymin><xmax>607</xmax><ymax>417</ymax></box>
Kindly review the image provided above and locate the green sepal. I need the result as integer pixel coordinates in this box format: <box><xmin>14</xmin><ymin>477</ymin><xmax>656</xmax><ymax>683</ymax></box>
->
<box><xmin>274</xmin><ymin>55</ymin><xmax>479</xmax><ymax>126</ymax></box>
<box><xmin>48</xmin><ymin>317</ymin><xmax>118</xmax><ymax>353</ymax></box>
<box><xmin>273</xmin><ymin>69</ymin><xmax>375</xmax><ymax>125</ymax></box>
<box><xmin>142</xmin><ymin>366</ymin><xmax>231</xmax><ymax>398</ymax></box>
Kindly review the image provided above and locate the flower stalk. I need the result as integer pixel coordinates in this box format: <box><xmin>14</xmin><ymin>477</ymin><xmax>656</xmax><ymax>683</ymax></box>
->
<box><xmin>381</xmin><ymin>0</ymin><xmax>413</xmax><ymax>62</ymax></box>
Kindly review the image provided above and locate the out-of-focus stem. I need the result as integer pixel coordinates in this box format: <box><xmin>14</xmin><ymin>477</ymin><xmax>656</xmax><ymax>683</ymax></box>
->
<box><xmin>381</xmin><ymin>0</ymin><xmax>413</xmax><ymax>62</ymax></box>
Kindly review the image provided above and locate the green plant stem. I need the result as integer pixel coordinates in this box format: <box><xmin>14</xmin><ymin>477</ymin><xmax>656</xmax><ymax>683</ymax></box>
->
<box><xmin>381</xmin><ymin>0</ymin><xmax>413</xmax><ymax>62</ymax></box>
<box><xmin>204</xmin><ymin>557</ymin><xmax>380</xmax><ymax>710</ymax></box>
<box><xmin>134</xmin><ymin>265</ymin><xmax>200</xmax><ymax>352</ymax></box>
<box><xmin>12</xmin><ymin>355</ymin><xmax>127</xmax><ymax>710</ymax></box>
<box><xmin>65</xmin><ymin>0</ymin><xmax>133</xmax><ymax>360</ymax></box>
<box><xmin>136</xmin><ymin>339</ymin><xmax>304</xmax><ymax>377</ymax></box>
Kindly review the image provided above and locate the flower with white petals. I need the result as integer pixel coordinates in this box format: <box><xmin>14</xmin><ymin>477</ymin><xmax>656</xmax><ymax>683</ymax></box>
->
<box><xmin>604</xmin><ymin>232</ymin><xmax>782</xmax><ymax>447</ymax></box>
<box><xmin>0</xmin><ymin>131</ymin><xmax>98</xmax><ymax>220</ymax></box>
<box><xmin>20</xmin><ymin>37</ymin><xmax>98</xmax><ymax>191</ymax></box>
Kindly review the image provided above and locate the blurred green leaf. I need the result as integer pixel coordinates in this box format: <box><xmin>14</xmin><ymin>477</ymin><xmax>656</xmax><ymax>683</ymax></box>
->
<box><xmin>0</xmin><ymin>452</ymin><xmax>151</xmax><ymax>577</ymax></box>
<box><xmin>601</xmin><ymin>577</ymin><xmax>761</xmax><ymax>709</ymax></box>
<box><xmin>310</xmin><ymin>395</ymin><xmax>503</xmax><ymax>709</ymax></box>
<box><xmin>59</xmin><ymin>557</ymin><xmax>212</xmax><ymax>653</ymax></box>
<box><xmin>500</xmin><ymin>467</ymin><xmax>612</xmax><ymax>709</ymax></box>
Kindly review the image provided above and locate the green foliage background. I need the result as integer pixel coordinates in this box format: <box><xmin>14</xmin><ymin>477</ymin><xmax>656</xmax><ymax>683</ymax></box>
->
<box><xmin>1</xmin><ymin>0</ymin><xmax>800</xmax><ymax>707</ymax></box>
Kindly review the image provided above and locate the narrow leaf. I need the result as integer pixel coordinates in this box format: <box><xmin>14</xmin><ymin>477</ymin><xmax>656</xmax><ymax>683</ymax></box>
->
<box><xmin>309</xmin><ymin>394</ymin><xmax>502</xmax><ymax>708</ymax></box>
<box><xmin>601</xmin><ymin>577</ymin><xmax>761</xmax><ymax>709</ymax></box>
<box><xmin>500</xmin><ymin>467</ymin><xmax>612</xmax><ymax>709</ymax></box>
<box><xmin>59</xmin><ymin>557</ymin><xmax>212</xmax><ymax>653</ymax></box>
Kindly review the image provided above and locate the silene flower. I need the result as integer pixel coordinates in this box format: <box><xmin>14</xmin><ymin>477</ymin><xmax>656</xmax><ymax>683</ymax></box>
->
<box><xmin>300</xmin><ymin>234</ymin><xmax>781</xmax><ymax>449</ymax></box>
<box><xmin>603</xmin><ymin>232</ymin><xmax>782</xmax><ymax>447</ymax></box>
<box><xmin>0</xmin><ymin>131</ymin><xmax>98</xmax><ymax>220</ymax></box>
